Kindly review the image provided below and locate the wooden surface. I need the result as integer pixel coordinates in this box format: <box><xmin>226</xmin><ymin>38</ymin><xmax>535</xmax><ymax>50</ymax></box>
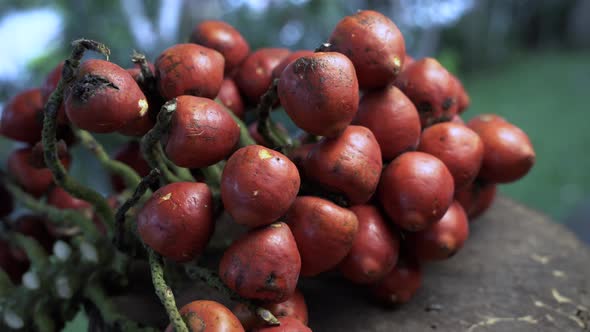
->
<box><xmin>113</xmin><ymin>197</ymin><xmax>590</xmax><ymax>331</ymax></box>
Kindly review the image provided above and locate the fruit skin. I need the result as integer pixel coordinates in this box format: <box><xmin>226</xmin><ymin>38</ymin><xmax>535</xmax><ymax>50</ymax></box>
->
<box><xmin>165</xmin><ymin>96</ymin><xmax>240</xmax><ymax>168</ymax></box>
<box><xmin>219</xmin><ymin>222</ymin><xmax>301</xmax><ymax>303</ymax></box>
<box><xmin>235</xmin><ymin>48</ymin><xmax>290</xmax><ymax>104</ymax></box>
<box><xmin>65</xmin><ymin>59</ymin><xmax>149</xmax><ymax>133</ymax></box>
<box><xmin>406</xmin><ymin>201</ymin><xmax>470</xmax><ymax>261</ymax></box>
<box><xmin>41</xmin><ymin>61</ymin><xmax>68</xmax><ymax>124</ymax></box>
<box><xmin>278</xmin><ymin>52</ymin><xmax>359</xmax><ymax>138</ymax></box>
<box><xmin>190</xmin><ymin>20</ymin><xmax>251</xmax><ymax>76</ymax></box>
<box><xmin>221</xmin><ymin>145</ymin><xmax>300</xmax><ymax>228</ymax></box>
<box><xmin>354</xmin><ymin>85</ymin><xmax>421</xmax><ymax>161</ymax></box>
<box><xmin>285</xmin><ymin>196</ymin><xmax>358</xmax><ymax>276</ymax></box>
<box><xmin>453</xmin><ymin>75</ymin><xmax>470</xmax><ymax>114</ymax></box>
<box><xmin>271</xmin><ymin>50</ymin><xmax>315</xmax><ymax>80</ymax></box>
<box><xmin>378</xmin><ymin>151</ymin><xmax>454</xmax><ymax>232</ymax></box>
<box><xmin>455</xmin><ymin>179</ymin><xmax>497</xmax><ymax>219</ymax></box>
<box><xmin>217</xmin><ymin>78</ymin><xmax>245</xmax><ymax>119</ymax></box>
<box><xmin>0</xmin><ymin>88</ymin><xmax>44</xmax><ymax>144</ymax></box>
<box><xmin>418</xmin><ymin>122</ymin><xmax>484</xmax><ymax>190</ymax></box>
<box><xmin>395</xmin><ymin>58</ymin><xmax>458</xmax><ymax>127</ymax></box>
<box><xmin>468</xmin><ymin>118</ymin><xmax>535</xmax><ymax>183</ymax></box>
<box><xmin>328</xmin><ymin>10</ymin><xmax>405</xmax><ymax>89</ymax></box>
<box><xmin>339</xmin><ymin>205</ymin><xmax>400</xmax><ymax>284</ymax></box>
<box><xmin>233</xmin><ymin>288</ymin><xmax>308</xmax><ymax>330</ymax></box>
<box><xmin>137</xmin><ymin>182</ymin><xmax>213</xmax><ymax>262</ymax></box>
<box><xmin>252</xmin><ymin>316</ymin><xmax>311</xmax><ymax>332</ymax></box>
<box><xmin>155</xmin><ymin>43</ymin><xmax>225</xmax><ymax>100</ymax></box>
<box><xmin>304</xmin><ymin>126</ymin><xmax>382</xmax><ymax>204</ymax></box>
<box><xmin>165</xmin><ymin>300</ymin><xmax>244</xmax><ymax>332</ymax></box>
<box><xmin>287</xmin><ymin>143</ymin><xmax>314</xmax><ymax>175</ymax></box>
<box><xmin>372</xmin><ymin>256</ymin><xmax>422</xmax><ymax>305</ymax></box>
<box><xmin>111</xmin><ymin>141</ymin><xmax>151</xmax><ymax>193</ymax></box>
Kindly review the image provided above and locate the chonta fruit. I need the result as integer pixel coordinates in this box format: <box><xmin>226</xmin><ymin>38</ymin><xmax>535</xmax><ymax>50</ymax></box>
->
<box><xmin>164</xmin><ymin>96</ymin><xmax>240</xmax><ymax>168</ymax></box>
<box><xmin>372</xmin><ymin>256</ymin><xmax>422</xmax><ymax>305</ymax></box>
<box><xmin>235</xmin><ymin>48</ymin><xmax>290</xmax><ymax>104</ymax></box>
<box><xmin>271</xmin><ymin>49</ymin><xmax>315</xmax><ymax>80</ymax></box>
<box><xmin>219</xmin><ymin>222</ymin><xmax>301</xmax><ymax>303</ymax></box>
<box><xmin>328</xmin><ymin>10</ymin><xmax>406</xmax><ymax>89</ymax></box>
<box><xmin>285</xmin><ymin>196</ymin><xmax>359</xmax><ymax>276</ymax></box>
<box><xmin>233</xmin><ymin>288</ymin><xmax>308</xmax><ymax>330</ymax></box>
<box><xmin>221</xmin><ymin>145</ymin><xmax>300</xmax><ymax>228</ymax></box>
<box><xmin>278</xmin><ymin>52</ymin><xmax>359</xmax><ymax>138</ymax></box>
<box><xmin>253</xmin><ymin>316</ymin><xmax>311</xmax><ymax>332</ymax></box>
<box><xmin>339</xmin><ymin>205</ymin><xmax>400</xmax><ymax>284</ymax></box>
<box><xmin>378</xmin><ymin>151</ymin><xmax>454</xmax><ymax>232</ymax></box>
<box><xmin>110</xmin><ymin>141</ymin><xmax>151</xmax><ymax>193</ymax></box>
<box><xmin>165</xmin><ymin>300</ymin><xmax>244</xmax><ymax>332</ymax></box>
<box><xmin>455</xmin><ymin>179</ymin><xmax>497</xmax><ymax>219</ymax></box>
<box><xmin>0</xmin><ymin>88</ymin><xmax>44</xmax><ymax>144</ymax></box>
<box><xmin>217</xmin><ymin>78</ymin><xmax>246</xmax><ymax>119</ymax></box>
<box><xmin>137</xmin><ymin>182</ymin><xmax>214</xmax><ymax>262</ymax></box>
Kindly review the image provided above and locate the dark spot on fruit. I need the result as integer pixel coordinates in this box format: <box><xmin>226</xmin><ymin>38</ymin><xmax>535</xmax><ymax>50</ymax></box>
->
<box><xmin>442</xmin><ymin>97</ymin><xmax>454</xmax><ymax>111</ymax></box>
<box><xmin>72</xmin><ymin>74</ymin><xmax>119</xmax><ymax>103</ymax></box>
<box><xmin>417</xmin><ymin>102</ymin><xmax>432</xmax><ymax>113</ymax></box>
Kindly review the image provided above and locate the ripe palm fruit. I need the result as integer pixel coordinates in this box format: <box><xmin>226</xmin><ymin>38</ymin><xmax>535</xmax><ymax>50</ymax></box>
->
<box><xmin>328</xmin><ymin>10</ymin><xmax>406</xmax><ymax>89</ymax></box>
<box><xmin>217</xmin><ymin>78</ymin><xmax>245</xmax><ymax>119</ymax></box>
<box><xmin>233</xmin><ymin>288</ymin><xmax>308</xmax><ymax>330</ymax></box>
<box><xmin>165</xmin><ymin>300</ymin><xmax>244</xmax><ymax>332</ymax></box>
<box><xmin>219</xmin><ymin>222</ymin><xmax>301</xmax><ymax>303</ymax></box>
<box><xmin>65</xmin><ymin>59</ymin><xmax>149</xmax><ymax>133</ymax></box>
<box><xmin>155</xmin><ymin>43</ymin><xmax>225</xmax><ymax>100</ymax></box>
<box><xmin>137</xmin><ymin>182</ymin><xmax>214</xmax><ymax>262</ymax></box>
<box><xmin>110</xmin><ymin>141</ymin><xmax>151</xmax><ymax>193</ymax></box>
<box><xmin>278</xmin><ymin>52</ymin><xmax>359</xmax><ymax>137</ymax></box>
<box><xmin>455</xmin><ymin>179</ymin><xmax>497</xmax><ymax>219</ymax></box>
<box><xmin>235</xmin><ymin>48</ymin><xmax>290</xmax><ymax>104</ymax></box>
<box><xmin>0</xmin><ymin>88</ymin><xmax>44</xmax><ymax>144</ymax></box>
<box><xmin>271</xmin><ymin>49</ymin><xmax>315</xmax><ymax>80</ymax></box>
<box><xmin>372</xmin><ymin>256</ymin><xmax>422</xmax><ymax>305</ymax></box>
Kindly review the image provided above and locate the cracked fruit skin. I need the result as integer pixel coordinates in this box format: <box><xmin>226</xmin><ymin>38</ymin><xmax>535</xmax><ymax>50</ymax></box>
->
<box><xmin>328</xmin><ymin>10</ymin><xmax>405</xmax><ymax>89</ymax></box>
<box><xmin>235</xmin><ymin>48</ymin><xmax>290</xmax><ymax>104</ymax></box>
<box><xmin>155</xmin><ymin>43</ymin><xmax>225</xmax><ymax>100</ymax></box>
<box><xmin>137</xmin><ymin>182</ymin><xmax>213</xmax><ymax>262</ymax></box>
<box><xmin>219</xmin><ymin>222</ymin><xmax>301</xmax><ymax>303</ymax></box>
<box><xmin>285</xmin><ymin>196</ymin><xmax>359</xmax><ymax>277</ymax></box>
<box><xmin>0</xmin><ymin>88</ymin><xmax>44</xmax><ymax>144</ymax></box>
<box><xmin>65</xmin><ymin>59</ymin><xmax>148</xmax><ymax>133</ymax></box>
<box><xmin>165</xmin><ymin>96</ymin><xmax>240</xmax><ymax>168</ymax></box>
<box><xmin>253</xmin><ymin>317</ymin><xmax>311</xmax><ymax>332</ymax></box>
<box><xmin>377</xmin><ymin>151</ymin><xmax>454</xmax><ymax>232</ymax></box>
<box><xmin>165</xmin><ymin>300</ymin><xmax>244</xmax><ymax>332</ymax></box>
<box><xmin>278</xmin><ymin>52</ymin><xmax>359</xmax><ymax>138</ymax></box>
<box><xmin>221</xmin><ymin>145</ymin><xmax>300</xmax><ymax>228</ymax></box>
<box><xmin>372</xmin><ymin>256</ymin><xmax>422</xmax><ymax>305</ymax></box>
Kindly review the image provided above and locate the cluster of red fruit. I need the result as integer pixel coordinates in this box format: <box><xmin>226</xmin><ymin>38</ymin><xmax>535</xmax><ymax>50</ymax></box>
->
<box><xmin>0</xmin><ymin>9</ymin><xmax>535</xmax><ymax>331</ymax></box>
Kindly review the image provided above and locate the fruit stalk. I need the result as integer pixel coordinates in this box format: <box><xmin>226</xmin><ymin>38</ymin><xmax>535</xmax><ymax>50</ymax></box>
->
<box><xmin>255</xmin><ymin>79</ymin><xmax>293</xmax><ymax>151</ymax></box>
<box><xmin>157</xmin><ymin>143</ymin><xmax>196</xmax><ymax>182</ymax></box>
<box><xmin>10</xmin><ymin>233</ymin><xmax>48</xmax><ymax>268</ymax></box>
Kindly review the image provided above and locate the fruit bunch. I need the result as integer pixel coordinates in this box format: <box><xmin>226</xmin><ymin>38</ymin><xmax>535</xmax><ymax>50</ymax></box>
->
<box><xmin>0</xmin><ymin>9</ymin><xmax>535</xmax><ymax>331</ymax></box>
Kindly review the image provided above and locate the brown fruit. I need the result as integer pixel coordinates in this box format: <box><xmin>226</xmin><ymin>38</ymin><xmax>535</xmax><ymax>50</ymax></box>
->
<box><xmin>137</xmin><ymin>182</ymin><xmax>213</xmax><ymax>262</ymax></box>
<box><xmin>155</xmin><ymin>43</ymin><xmax>225</xmax><ymax>100</ymax></box>
<box><xmin>233</xmin><ymin>288</ymin><xmax>308</xmax><ymax>330</ymax></box>
<box><xmin>217</xmin><ymin>78</ymin><xmax>245</xmax><ymax>119</ymax></box>
<box><xmin>453</xmin><ymin>76</ymin><xmax>470</xmax><ymax>114</ymax></box>
<box><xmin>221</xmin><ymin>145</ymin><xmax>300</xmax><ymax>228</ymax></box>
<box><xmin>0</xmin><ymin>88</ymin><xmax>44</xmax><ymax>144</ymax></box>
<box><xmin>165</xmin><ymin>300</ymin><xmax>244</xmax><ymax>332</ymax></box>
<box><xmin>378</xmin><ymin>152</ymin><xmax>454</xmax><ymax>231</ymax></box>
<box><xmin>285</xmin><ymin>196</ymin><xmax>358</xmax><ymax>276</ymax></box>
<box><xmin>372</xmin><ymin>256</ymin><xmax>422</xmax><ymax>305</ymax></box>
<box><xmin>328</xmin><ymin>10</ymin><xmax>405</xmax><ymax>89</ymax></box>
<box><xmin>304</xmin><ymin>126</ymin><xmax>382</xmax><ymax>204</ymax></box>
<box><xmin>340</xmin><ymin>205</ymin><xmax>400</xmax><ymax>284</ymax></box>
<box><xmin>278</xmin><ymin>52</ymin><xmax>359</xmax><ymax>137</ymax></box>
<box><xmin>466</xmin><ymin>114</ymin><xmax>506</xmax><ymax>129</ymax></box>
<box><xmin>418</xmin><ymin>122</ymin><xmax>484</xmax><ymax>190</ymax></box>
<box><xmin>253</xmin><ymin>317</ymin><xmax>311</xmax><ymax>332</ymax></box>
<box><xmin>271</xmin><ymin>50</ymin><xmax>315</xmax><ymax>80</ymax></box>
<box><xmin>165</xmin><ymin>96</ymin><xmax>240</xmax><ymax>168</ymax></box>
<box><xmin>354</xmin><ymin>85</ymin><xmax>421</xmax><ymax>161</ymax></box>
<box><xmin>406</xmin><ymin>201</ymin><xmax>470</xmax><ymax>261</ymax></box>
<box><xmin>235</xmin><ymin>48</ymin><xmax>290</xmax><ymax>103</ymax></box>
<box><xmin>455</xmin><ymin>179</ymin><xmax>497</xmax><ymax>219</ymax></box>
<box><xmin>111</xmin><ymin>141</ymin><xmax>151</xmax><ymax>193</ymax></box>
<box><xmin>190</xmin><ymin>20</ymin><xmax>251</xmax><ymax>76</ymax></box>
<box><xmin>219</xmin><ymin>222</ymin><xmax>301</xmax><ymax>303</ymax></box>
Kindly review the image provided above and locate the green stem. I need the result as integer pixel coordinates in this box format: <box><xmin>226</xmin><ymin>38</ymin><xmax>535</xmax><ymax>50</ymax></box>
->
<box><xmin>255</xmin><ymin>79</ymin><xmax>292</xmax><ymax>152</ymax></box>
<box><xmin>215</xmin><ymin>98</ymin><xmax>256</xmax><ymax>147</ymax></box>
<box><xmin>157</xmin><ymin>143</ymin><xmax>195</xmax><ymax>182</ymax></box>
<box><xmin>11</xmin><ymin>234</ymin><xmax>48</xmax><ymax>268</ymax></box>
<box><xmin>147</xmin><ymin>248</ymin><xmax>188</xmax><ymax>332</ymax></box>
<box><xmin>42</xmin><ymin>39</ymin><xmax>115</xmax><ymax>237</ymax></box>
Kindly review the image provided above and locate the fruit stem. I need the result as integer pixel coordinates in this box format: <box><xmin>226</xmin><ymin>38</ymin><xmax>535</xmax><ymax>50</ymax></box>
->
<box><xmin>131</xmin><ymin>50</ymin><xmax>155</xmax><ymax>86</ymax></box>
<box><xmin>41</xmin><ymin>39</ymin><xmax>115</xmax><ymax>238</ymax></box>
<box><xmin>215</xmin><ymin>98</ymin><xmax>256</xmax><ymax>146</ymax></box>
<box><xmin>256</xmin><ymin>79</ymin><xmax>293</xmax><ymax>153</ymax></box>
<box><xmin>183</xmin><ymin>262</ymin><xmax>280</xmax><ymax>326</ymax></box>
<box><xmin>9</xmin><ymin>233</ymin><xmax>49</xmax><ymax>268</ymax></box>
<box><xmin>157</xmin><ymin>143</ymin><xmax>195</xmax><ymax>182</ymax></box>
<box><xmin>147</xmin><ymin>248</ymin><xmax>189</xmax><ymax>332</ymax></box>
<box><xmin>315</xmin><ymin>42</ymin><xmax>331</xmax><ymax>52</ymax></box>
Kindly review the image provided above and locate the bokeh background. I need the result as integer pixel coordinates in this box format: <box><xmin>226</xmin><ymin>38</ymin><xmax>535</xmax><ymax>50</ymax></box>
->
<box><xmin>0</xmin><ymin>3</ymin><xmax>588</xmax><ymax>328</ymax></box>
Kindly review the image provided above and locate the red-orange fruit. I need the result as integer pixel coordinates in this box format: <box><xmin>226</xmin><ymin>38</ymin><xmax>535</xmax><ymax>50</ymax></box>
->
<box><xmin>377</xmin><ymin>152</ymin><xmax>454</xmax><ymax>231</ymax></box>
<box><xmin>466</xmin><ymin>113</ymin><xmax>506</xmax><ymax>129</ymax></box>
<box><xmin>287</xmin><ymin>143</ymin><xmax>314</xmax><ymax>174</ymax></box>
<box><xmin>46</xmin><ymin>186</ymin><xmax>107</xmax><ymax>237</ymax></box>
<box><xmin>47</xmin><ymin>186</ymin><xmax>91</xmax><ymax>211</ymax></box>
<box><xmin>467</xmin><ymin>118</ymin><xmax>535</xmax><ymax>183</ymax></box>
<box><xmin>354</xmin><ymin>85</ymin><xmax>421</xmax><ymax>161</ymax></box>
<box><xmin>418</xmin><ymin>122</ymin><xmax>484</xmax><ymax>190</ymax></box>
<box><xmin>340</xmin><ymin>205</ymin><xmax>400</xmax><ymax>284</ymax></box>
<box><xmin>235</xmin><ymin>48</ymin><xmax>290</xmax><ymax>103</ymax></box>
<box><xmin>455</xmin><ymin>179</ymin><xmax>497</xmax><ymax>219</ymax></box>
<box><xmin>450</xmin><ymin>114</ymin><xmax>465</xmax><ymax>125</ymax></box>
<box><xmin>271</xmin><ymin>50</ymin><xmax>315</xmax><ymax>80</ymax></box>
<box><xmin>117</xmin><ymin>108</ymin><xmax>154</xmax><ymax>136</ymax></box>
<box><xmin>278</xmin><ymin>52</ymin><xmax>359</xmax><ymax>137</ymax></box>
<box><xmin>328</xmin><ymin>10</ymin><xmax>406</xmax><ymax>89</ymax></box>
<box><xmin>402</xmin><ymin>54</ymin><xmax>415</xmax><ymax>71</ymax></box>
<box><xmin>221</xmin><ymin>145</ymin><xmax>300</xmax><ymax>228</ymax></box>
<box><xmin>0</xmin><ymin>88</ymin><xmax>44</xmax><ymax>144</ymax></box>
<box><xmin>453</xmin><ymin>76</ymin><xmax>470</xmax><ymax>114</ymax></box>
<box><xmin>233</xmin><ymin>288</ymin><xmax>308</xmax><ymax>330</ymax></box>
<box><xmin>395</xmin><ymin>58</ymin><xmax>458</xmax><ymax>127</ymax></box>
<box><xmin>41</xmin><ymin>61</ymin><xmax>68</xmax><ymax>124</ymax></box>
<box><xmin>190</xmin><ymin>20</ymin><xmax>251</xmax><ymax>76</ymax></box>
<box><xmin>7</xmin><ymin>147</ymin><xmax>71</xmax><ymax>198</ymax></box>
<box><xmin>111</xmin><ymin>141</ymin><xmax>151</xmax><ymax>193</ymax></box>
<box><xmin>65</xmin><ymin>59</ymin><xmax>149</xmax><ymax>133</ymax></box>
<box><xmin>219</xmin><ymin>222</ymin><xmax>301</xmax><ymax>303</ymax></box>
<box><xmin>137</xmin><ymin>182</ymin><xmax>213</xmax><ymax>262</ymax></box>
<box><xmin>304</xmin><ymin>126</ymin><xmax>382</xmax><ymax>204</ymax></box>
<box><xmin>372</xmin><ymin>256</ymin><xmax>422</xmax><ymax>305</ymax></box>
<box><xmin>164</xmin><ymin>96</ymin><xmax>240</xmax><ymax>168</ymax></box>
<box><xmin>165</xmin><ymin>300</ymin><xmax>244</xmax><ymax>332</ymax></box>
<box><xmin>285</xmin><ymin>196</ymin><xmax>358</xmax><ymax>276</ymax></box>
<box><xmin>217</xmin><ymin>78</ymin><xmax>245</xmax><ymax>119</ymax></box>
<box><xmin>155</xmin><ymin>43</ymin><xmax>225</xmax><ymax>100</ymax></box>
<box><xmin>406</xmin><ymin>201</ymin><xmax>470</xmax><ymax>261</ymax></box>
<box><xmin>253</xmin><ymin>317</ymin><xmax>311</xmax><ymax>332</ymax></box>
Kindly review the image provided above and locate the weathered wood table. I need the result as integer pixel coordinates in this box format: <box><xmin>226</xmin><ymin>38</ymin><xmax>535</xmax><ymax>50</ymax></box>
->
<box><xmin>114</xmin><ymin>197</ymin><xmax>590</xmax><ymax>331</ymax></box>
